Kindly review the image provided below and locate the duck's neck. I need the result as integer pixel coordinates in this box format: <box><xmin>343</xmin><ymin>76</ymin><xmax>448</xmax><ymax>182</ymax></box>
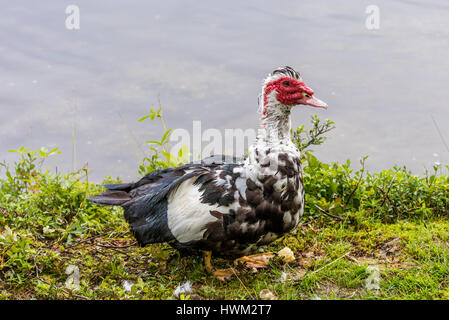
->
<box><xmin>258</xmin><ymin>103</ymin><xmax>292</xmax><ymax>145</ymax></box>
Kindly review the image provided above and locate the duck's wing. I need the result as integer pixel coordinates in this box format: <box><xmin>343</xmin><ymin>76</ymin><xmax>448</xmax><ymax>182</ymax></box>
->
<box><xmin>88</xmin><ymin>155</ymin><xmax>245</xmax><ymax>205</ymax></box>
<box><xmin>88</xmin><ymin>155</ymin><xmax>245</xmax><ymax>246</ymax></box>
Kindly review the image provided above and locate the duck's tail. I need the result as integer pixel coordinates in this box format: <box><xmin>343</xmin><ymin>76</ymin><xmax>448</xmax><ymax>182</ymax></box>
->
<box><xmin>87</xmin><ymin>183</ymin><xmax>133</xmax><ymax>206</ymax></box>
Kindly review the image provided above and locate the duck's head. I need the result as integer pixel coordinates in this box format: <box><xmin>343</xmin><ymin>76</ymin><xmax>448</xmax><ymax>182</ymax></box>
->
<box><xmin>260</xmin><ymin>66</ymin><xmax>328</xmax><ymax>118</ymax></box>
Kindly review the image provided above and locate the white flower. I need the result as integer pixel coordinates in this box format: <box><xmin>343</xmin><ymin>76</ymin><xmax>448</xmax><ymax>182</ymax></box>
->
<box><xmin>43</xmin><ymin>226</ymin><xmax>55</xmax><ymax>234</ymax></box>
<box><xmin>65</xmin><ymin>265</ymin><xmax>80</xmax><ymax>291</ymax></box>
<box><xmin>122</xmin><ymin>280</ymin><xmax>134</xmax><ymax>292</ymax></box>
<box><xmin>278</xmin><ymin>247</ymin><xmax>295</xmax><ymax>263</ymax></box>
<box><xmin>273</xmin><ymin>271</ymin><xmax>288</xmax><ymax>283</ymax></box>
<box><xmin>173</xmin><ymin>281</ymin><xmax>193</xmax><ymax>299</ymax></box>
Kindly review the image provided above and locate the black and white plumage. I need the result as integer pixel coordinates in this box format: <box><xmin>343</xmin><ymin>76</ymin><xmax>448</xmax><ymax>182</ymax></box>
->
<box><xmin>88</xmin><ymin>66</ymin><xmax>327</xmax><ymax>257</ymax></box>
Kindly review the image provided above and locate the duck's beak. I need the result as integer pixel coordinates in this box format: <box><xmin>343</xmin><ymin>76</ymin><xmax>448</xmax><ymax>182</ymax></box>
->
<box><xmin>301</xmin><ymin>95</ymin><xmax>328</xmax><ymax>109</ymax></box>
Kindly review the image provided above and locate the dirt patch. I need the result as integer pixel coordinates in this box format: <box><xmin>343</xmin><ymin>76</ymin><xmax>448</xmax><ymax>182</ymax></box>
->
<box><xmin>297</xmin><ymin>250</ymin><xmax>326</xmax><ymax>268</ymax></box>
<box><xmin>313</xmin><ymin>280</ymin><xmax>363</xmax><ymax>299</ymax></box>
<box><xmin>346</xmin><ymin>237</ymin><xmax>415</xmax><ymax>270</ymax></box>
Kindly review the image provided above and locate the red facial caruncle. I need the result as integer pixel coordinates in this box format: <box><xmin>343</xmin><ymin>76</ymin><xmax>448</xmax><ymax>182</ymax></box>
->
<box><xmin>262</xmin><ymin>76</ymin><xmax>328</xmax><ymax>117</ymax></box>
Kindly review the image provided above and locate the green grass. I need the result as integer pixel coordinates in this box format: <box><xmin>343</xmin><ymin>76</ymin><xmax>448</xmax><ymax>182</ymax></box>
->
<box><xmin>1</xmin><ymin>180</ymin><xmax>449</xmax><ymax>300</ymax></box>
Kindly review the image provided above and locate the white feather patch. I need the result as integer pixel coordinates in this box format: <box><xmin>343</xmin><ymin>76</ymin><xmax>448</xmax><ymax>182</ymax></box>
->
<box><xmin>166</xmin><ymin>177</ymin><xmax>226</xmax><ymax>243</ymax></box>
<box><xmin>283</xmin><ymin>211</ymin><xmax>292</xmax><ymax>224</ymax></box>
<box><xmin>235</xmin><ymin>177</ymin><xmax>247</xmax><ymax>200</ymax></box>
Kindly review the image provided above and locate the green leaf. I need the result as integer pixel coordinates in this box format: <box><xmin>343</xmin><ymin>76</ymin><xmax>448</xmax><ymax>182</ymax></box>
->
<box><xmin>161</xmin><ymin>151</ymin><xmax>172</xmax><ymax>160</ymax></box>
<box><xmin>178</xmin><ymin>145</ymin><xmax>188</xmax><ymax>158</ymax></box>
<box><xmin>160</xmin><ymin>129</ymin><xmax>173</xmax><ymax>145</ymax></box>
<box><xmin>146</xmin><ymin>140</ymin><xmax>162</xmax><ymax>146</ymax></box>
<box><xmin>137</xmin><ymin>115</ymin><xmax>151</xmax><ymax>122</ymax></box>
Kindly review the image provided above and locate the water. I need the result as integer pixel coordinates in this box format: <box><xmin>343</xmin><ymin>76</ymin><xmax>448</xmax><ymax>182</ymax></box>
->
<box><xmin>1</xmin><ymin>0</ymin><xmax>449</xmax><ymax>182</ymax></box>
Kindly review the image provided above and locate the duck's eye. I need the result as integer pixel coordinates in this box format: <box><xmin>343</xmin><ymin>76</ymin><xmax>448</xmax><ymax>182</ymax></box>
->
<box><xmin>304</xmin><ymin>93</ymin><xmax>311</xmax><ymax>98</ymax></box>
<box><xmin>282</xmin><ymin>81</ymin><xmax>290</xmax><ymax>87</ymax></box>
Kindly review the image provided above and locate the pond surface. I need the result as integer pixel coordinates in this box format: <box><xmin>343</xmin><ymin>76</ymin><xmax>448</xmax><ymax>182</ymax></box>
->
<box><xmin>1</xmin><ymin>0</ymin><xmax>449</xmax><ymax>181</ymax></box>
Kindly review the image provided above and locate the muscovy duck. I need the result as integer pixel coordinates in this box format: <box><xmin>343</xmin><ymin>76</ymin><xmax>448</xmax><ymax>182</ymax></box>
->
<box><xmin>88</xmin><ymin>66</ymin><xmax>327</xmax><ymax>278</ymax></box>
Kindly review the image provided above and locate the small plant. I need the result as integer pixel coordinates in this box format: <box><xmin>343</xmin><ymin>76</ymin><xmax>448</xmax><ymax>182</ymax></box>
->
<box><xmin>0</xmin><ymin>147</ymin><xmax>61</xmax><ymax>195</ymax></box>
<box><xmin>137</xmin><ymin>107</ymin><xmax>189</xmax><ymax>175</ymax></box>
<box><xmin>291</xmin><ymin>115</ymin><xmax>335</xmax><ymax>154</ymax></box>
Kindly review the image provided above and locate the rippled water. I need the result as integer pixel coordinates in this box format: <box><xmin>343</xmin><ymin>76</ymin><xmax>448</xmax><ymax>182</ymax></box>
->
<box><xmin>1</xmin><ymin>0</ymin><xmax>449</xmax><ymax>181</ymax></box>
